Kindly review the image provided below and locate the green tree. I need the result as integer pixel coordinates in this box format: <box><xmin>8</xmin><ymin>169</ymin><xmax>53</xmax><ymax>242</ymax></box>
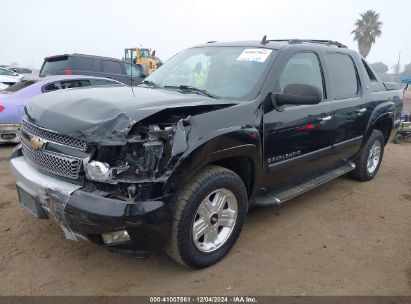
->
<box><xmin>370</xmin><ymin>62</ymin><xmax>388</xmax><ymax>74</ymax></box>
<box><xmin>352</xmin><ymin>10</ymin><xmax>383</xmax><ymax>58</ymax></box>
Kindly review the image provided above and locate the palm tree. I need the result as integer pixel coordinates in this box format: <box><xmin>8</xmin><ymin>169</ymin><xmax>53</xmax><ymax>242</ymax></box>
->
<box><xmin>352</xmin><ymin>10</ymin><xmax>383</xmax><ymax>58</ymax></box>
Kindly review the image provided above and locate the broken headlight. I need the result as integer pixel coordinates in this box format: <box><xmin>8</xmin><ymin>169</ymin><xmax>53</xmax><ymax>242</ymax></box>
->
<box><xmin>84</xmin><ymin>139</ymin><xmax>164</xmax><ymax>184</ymax></box>
<box><xmin>84</xmin><ymin>160</ymin><xmax>129</xmax><ymax>184</ymax></box>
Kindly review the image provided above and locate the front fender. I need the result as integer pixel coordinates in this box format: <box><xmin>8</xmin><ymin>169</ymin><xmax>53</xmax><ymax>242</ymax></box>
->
<box><xmin>164</xmin><ymin>126</ymin><xmax>262</xmax><ymax>197</ymax></box>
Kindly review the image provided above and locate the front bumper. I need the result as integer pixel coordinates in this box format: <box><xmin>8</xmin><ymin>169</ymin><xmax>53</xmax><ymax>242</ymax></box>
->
<box><xmin>0</xmin><ymin>124</ymin><xmax>21</xmax><ymax>143</ymax></box>
<box><xmin>10</xmin><ymin>156</ymin><xmax>171</xmax><ymax>256</ymax></box>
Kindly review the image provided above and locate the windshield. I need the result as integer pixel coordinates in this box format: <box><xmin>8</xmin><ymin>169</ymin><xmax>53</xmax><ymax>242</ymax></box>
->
<box><xmin>140</xmin><ymin>49</ymin><xmax>150</xmax><ymax>57</ymax></box>
<box><xmin>0</xmin><ymin>68</ymin><xmax>15</xmax><ymax>76</ymax></box>
<box><xmin>145</xmin><ymin>46</ymin><xmax>277</xmax><ymax>99</ymax></box>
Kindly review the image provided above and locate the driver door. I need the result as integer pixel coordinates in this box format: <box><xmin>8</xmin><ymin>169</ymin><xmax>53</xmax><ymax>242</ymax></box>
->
<box><xmin>262</xmin><ymin>51</ymin><xmax>335</xmax><ymax>191</ymax></box>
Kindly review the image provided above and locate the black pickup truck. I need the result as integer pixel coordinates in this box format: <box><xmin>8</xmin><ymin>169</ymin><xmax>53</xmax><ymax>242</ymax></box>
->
<box><xmin>10</xmin><ymin>39</ymin><xmax>403</xmax><ymax>268</ymax></box>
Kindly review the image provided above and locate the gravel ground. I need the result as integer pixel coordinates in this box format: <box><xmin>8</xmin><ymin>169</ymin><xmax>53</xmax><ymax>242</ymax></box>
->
<box><xmin>0</xmin><ymin>139</ymin><xmax>410</xmax><ymax>296</ymax></box>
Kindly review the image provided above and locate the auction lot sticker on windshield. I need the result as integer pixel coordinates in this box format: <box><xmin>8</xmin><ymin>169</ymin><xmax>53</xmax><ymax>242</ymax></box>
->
<box><xmin>236</xmin><ymin>48</ymin><xmax>272</xmax><ymax>62</ymax></box>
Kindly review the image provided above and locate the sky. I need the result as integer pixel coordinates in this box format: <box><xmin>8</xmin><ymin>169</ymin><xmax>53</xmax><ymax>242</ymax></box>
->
<box><xmin>1</xmin><ymin>0</ymin><xmax>410</xmax><ymax>72</ymax></box>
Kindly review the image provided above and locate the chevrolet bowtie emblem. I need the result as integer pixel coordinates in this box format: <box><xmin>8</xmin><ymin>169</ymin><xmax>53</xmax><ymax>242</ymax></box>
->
<box><xmin>29</xmin><ymin>137</ymin><xmax>46</xmax><ymax>150</ymax></box>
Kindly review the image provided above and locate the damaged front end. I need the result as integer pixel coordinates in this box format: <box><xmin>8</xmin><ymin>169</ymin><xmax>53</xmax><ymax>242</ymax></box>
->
<box><xmin>82</xmin><ymin>115</ymin><xmax>191</xmax><ymax>201</ymax></box>
<box><xmin>12</xmin><ymin>84</ymin><xmax>240</xmax><ymax>256</ymax></box>
<box><xmin>11</xmin><ymin>109</ymin><xmax>197</xmax><ymax>256</ymax></box>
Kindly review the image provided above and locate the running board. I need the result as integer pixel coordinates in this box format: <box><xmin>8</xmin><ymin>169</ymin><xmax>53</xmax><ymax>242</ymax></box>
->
<box><xmin>254</xmin><ymin>160</ymin><xmax>356</xmax><ymax>206</ymax></box>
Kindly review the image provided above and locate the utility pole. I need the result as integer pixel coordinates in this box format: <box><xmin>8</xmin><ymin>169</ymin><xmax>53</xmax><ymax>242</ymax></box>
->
<box><xmin>396</xmin><ymin>52</ymin><xmax>401</xmax><ymax>83</ymax></box>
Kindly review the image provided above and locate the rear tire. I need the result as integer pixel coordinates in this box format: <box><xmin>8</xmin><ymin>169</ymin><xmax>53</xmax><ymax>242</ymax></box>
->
<box><xmin>349</xmin><ymin>130</ymin><xmax>385</xmax><ymax>181</ymax></box>
<box><xmin>167</xmin><ymin>165</ymin><xmax>247</xmax><ymax>268</ymax></box>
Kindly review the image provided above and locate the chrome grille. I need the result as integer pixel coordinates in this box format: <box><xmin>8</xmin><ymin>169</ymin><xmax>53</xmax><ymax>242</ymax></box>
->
<box><xmin>22</xmin><ymin>138</ymin><xmax>82</xmax><ymax>179</ymax></box>
<box><xmin>21</xmin><ymin>120</ymin><xmax>87</xmax><ymax>151</ymax></box>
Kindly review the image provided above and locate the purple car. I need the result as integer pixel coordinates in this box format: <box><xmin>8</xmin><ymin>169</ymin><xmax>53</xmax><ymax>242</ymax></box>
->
<box><xmin>0</xmin><ymin>75</ymin><xmax>124</xmax><ymax>143</ymax></box>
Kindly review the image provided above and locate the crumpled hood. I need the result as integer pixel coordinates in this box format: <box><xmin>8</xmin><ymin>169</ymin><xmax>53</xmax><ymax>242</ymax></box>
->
<box><xmin>25</xmin><ymin>86</ymin><xmax>235</xmax><ymax>145</ymax></box>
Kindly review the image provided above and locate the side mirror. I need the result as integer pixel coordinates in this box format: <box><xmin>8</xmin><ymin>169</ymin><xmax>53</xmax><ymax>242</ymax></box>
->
<box><xmin>13</xmin><ymin>72</ymin><xmax>19</xmax><ymax>76</ymax></box>
<box><xmin>273</xmin><ymin>84</ymin><xmax>322</xmax><ymax>106</ymax></box>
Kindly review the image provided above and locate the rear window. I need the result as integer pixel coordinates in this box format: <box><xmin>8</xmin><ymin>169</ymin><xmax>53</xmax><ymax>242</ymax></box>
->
<box><xmin>3</xmin><ymin>80</ymin><xmax>37</xmax><ymax>92</ymax></box>
<box><xmin>326</xmin><ymin>53</ymin><xmax>359</xmax><ymax>99</ymax></box>
<box><xmin>70</xmin><ymin>57</ymin><xmax>100</xmax><ymax>72</ymax></box>
<box><xmin>41</xmin><ymin>57</ymin><xmax>68</xmax><ymax>75</ymax></box>
<box><xmin>362</xmin><ymin>59</ymin><xmax>378</xmax><ymax>82</ymax></box>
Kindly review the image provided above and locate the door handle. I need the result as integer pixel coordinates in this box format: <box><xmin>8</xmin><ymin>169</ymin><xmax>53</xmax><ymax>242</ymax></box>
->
<box><xmin>356</xmin><ymin>108</ymin><xmax>367</xmax><ymax>113</ymax></box>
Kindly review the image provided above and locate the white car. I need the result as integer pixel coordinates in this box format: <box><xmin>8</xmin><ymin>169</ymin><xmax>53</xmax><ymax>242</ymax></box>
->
<box><xmin>0</xmin><ymin>67</ymin><xmax>23</xmax><ymax>81</ymax></box>
<box><xmin>5</xmin><ymin>66</ymin><xmax>33</xmax><ymax>75</ymax></box>
<box><xmin>0</xmin><ymin>75</ymin><xmax>18</xmax><ymax>89</ymax></box>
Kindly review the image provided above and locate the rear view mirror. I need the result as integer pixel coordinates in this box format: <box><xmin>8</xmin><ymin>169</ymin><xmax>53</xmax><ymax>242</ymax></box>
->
<box><xmin>273</xmin><ymin>84</ymin><xmax>322</xmax><ymax>106</ymax></box>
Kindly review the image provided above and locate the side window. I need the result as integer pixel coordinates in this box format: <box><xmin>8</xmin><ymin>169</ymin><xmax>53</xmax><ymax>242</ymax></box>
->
<box><xmin>361</xmin><ymin>59</ymin><xmax>378</xmax><ymax>82</ymax></box>
<box><xmin>277</xmin><ymin>52</ymin><xmax>324</xmax><ymax>99</ymax></box>
<box><xmin>93</xmin><ymin>79</ymin><xmax>120</xmax><ymax>86</ymax></box>
<box><xmin>60</xmin><ymin>80</ymin><xmax>91</xmax><ymax>89</ymax></box>
<box><xmin>103</xmin><ymin>60</ymin><xmax>123</xmax><ymax>74</ymax></box>
<box><xmin>123</xmin><ymin>63</ymin><xmax>144</xmax><ymax>77</ymax></box>
<box><xmin>71</xmin><ymin>57</ymin><xmax>95</xmax><ymax>71</ymax></box>
<box><xmin>326</xmin><ymin>53</ymin><xmax>359</xmax><ymax>99</ymax></box>
<box><xmin>0</xmin><ymin>68</ymin><xmax>14</xmax><ymax>76</ymax></box>
<box><xmin>43</xmin><ymin>80</ymin><xmax>91</xmax><ymax>92</ymax></box>
<box><xmin>43</xmin><ymin>82</ymin><xmax>61</xmax><ymax>92</ymax></box>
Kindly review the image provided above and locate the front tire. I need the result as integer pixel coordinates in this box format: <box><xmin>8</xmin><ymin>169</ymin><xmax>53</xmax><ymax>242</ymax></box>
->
<box><xmin>167</xmin><ymin>165</ymin><xmax>248</xmax><ymax>268</ymax></box>
<box><xmin>349</xmin><ymin>129</ymin><xmax>385</xmax><ymax>181</ymax></box>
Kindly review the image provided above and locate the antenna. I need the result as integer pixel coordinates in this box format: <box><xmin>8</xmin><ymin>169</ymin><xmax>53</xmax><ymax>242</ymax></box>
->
<box><xmin>130</xmin><ymin>49</ymin><xmax>135</xmax><ymax>97</ymax></box>
<box><xmin>261</xmin><ymin>35</ymin><xmax>268</xmax><ymax>45</ymax></box>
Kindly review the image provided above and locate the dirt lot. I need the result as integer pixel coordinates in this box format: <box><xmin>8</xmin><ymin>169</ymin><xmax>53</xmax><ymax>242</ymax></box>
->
<box><xmin>0</xmin><ymin>140</ymin><xmax>410</xmax><ymax>296</ymax></box>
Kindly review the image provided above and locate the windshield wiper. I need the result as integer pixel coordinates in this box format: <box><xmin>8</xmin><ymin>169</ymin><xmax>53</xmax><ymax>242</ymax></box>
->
<box><xmin>164</xmin><ymin>85</ymin><xmax>220</xmax><ymax>99</ymax></box>
<box><xmin>140</xmin><ymin>80</ymin><xmax>161</xmax><ymax>88</ymax></box>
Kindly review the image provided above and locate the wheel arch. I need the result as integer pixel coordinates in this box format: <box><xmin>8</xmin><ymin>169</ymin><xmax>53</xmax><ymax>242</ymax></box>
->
<box><xmin>365</xmin><ymin>101</ymin><xmax>395</xmax><ymax>145</ymax></box>
<box><xmin>367</xmin><ymin>113</ymin><xmax>394</xmax><ymax>144</ymax></box>
<box><xmin>164</xmin><ymin>129</ymin><xmax>262</xmax><ymax>200</ymax></box>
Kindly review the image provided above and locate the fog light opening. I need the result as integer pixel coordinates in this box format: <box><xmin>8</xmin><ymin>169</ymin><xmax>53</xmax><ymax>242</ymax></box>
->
<box><xmin>102</xmin><ymin>229</ymin><xmax>130</xmax><ymax>245</ymax></box>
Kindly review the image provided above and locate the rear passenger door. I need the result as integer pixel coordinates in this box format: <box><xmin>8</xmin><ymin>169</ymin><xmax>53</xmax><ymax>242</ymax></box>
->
<box><xmin>324</xmin><ymin>52</ymin><xmax>368</xmax><ymax>159</ymax></box>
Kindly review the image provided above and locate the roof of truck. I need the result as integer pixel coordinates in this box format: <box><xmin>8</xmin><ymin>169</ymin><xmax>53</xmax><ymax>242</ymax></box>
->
<box><xmin>195</xmin><ymin>39</ymin><xmax>349</xmax><ymax>50</ymax></box>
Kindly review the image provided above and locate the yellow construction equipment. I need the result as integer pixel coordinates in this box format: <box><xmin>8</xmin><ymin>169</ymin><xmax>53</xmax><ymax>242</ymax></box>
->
<box><xmin>124</xmin><ymin>48</ymin><xmax>161</xmax><ymax>75</ymax></box>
